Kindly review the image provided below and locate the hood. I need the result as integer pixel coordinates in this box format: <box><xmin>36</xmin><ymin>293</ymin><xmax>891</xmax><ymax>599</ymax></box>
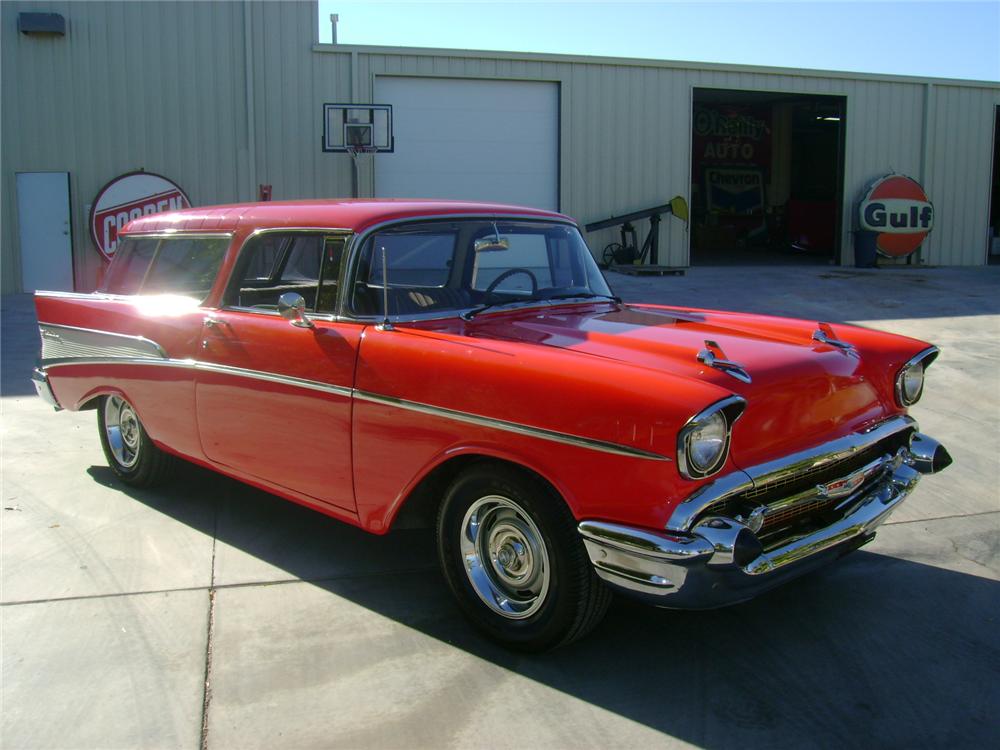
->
<box><xmin>462</xmin><ymin>303</ymin><xmax>904</xmax><ymax>469</ymax></box>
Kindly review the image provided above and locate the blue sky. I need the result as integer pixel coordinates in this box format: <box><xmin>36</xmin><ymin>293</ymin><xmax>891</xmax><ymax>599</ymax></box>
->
<box><xmin>318</xmin><ymin>1</ymin><xmax>1000</xmax><ymax>81</ymax></box>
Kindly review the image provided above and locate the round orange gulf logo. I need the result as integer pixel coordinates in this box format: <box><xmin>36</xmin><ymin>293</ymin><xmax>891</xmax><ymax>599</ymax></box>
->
<box><xmin>858</xmin><ymin>174</ymin><xmax>934</xmax><ymax>257</ymax></box>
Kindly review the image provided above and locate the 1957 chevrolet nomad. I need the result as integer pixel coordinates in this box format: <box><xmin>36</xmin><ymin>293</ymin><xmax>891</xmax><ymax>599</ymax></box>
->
<box><xmin>32</xmin><ymin>200</ymin><xmax>951</xmax><ymax>650</ymax></box>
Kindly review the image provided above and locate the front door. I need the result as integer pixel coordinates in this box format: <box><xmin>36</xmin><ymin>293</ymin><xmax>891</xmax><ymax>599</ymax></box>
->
<box><xmin>195</xmin><ymin>232</ymin><xmax>362</xmax><ymax>512</ymax></box>
<box><xmin>16</xmin><ymin>172</ymin><xmax>74</xmax><ymax>291</ymax></box>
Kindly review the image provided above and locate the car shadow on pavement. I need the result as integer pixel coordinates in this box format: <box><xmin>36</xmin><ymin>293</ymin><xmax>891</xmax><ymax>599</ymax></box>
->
<box><xmin>87</xmin><ymin>460</ymin><xmax>1000</xmax><ymax>749</ymax></box>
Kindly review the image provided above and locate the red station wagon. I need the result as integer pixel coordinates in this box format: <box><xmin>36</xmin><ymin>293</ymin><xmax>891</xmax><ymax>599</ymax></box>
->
<box><xmin>32</xmin><ymin>200</ymin><xmax>951</xmax><ymax>650</ymax></box>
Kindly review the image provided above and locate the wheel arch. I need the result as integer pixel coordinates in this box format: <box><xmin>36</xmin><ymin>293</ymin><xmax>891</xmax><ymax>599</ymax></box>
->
<box><xmin>384</xmin><ymin>450</ymin><xmax>571</xmax><ymax>533</ymax></box>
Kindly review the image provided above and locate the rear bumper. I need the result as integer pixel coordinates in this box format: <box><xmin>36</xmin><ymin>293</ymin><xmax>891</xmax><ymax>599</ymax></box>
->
<box><xmin>579</xmin><ymin>431</ymin><xmax>949</xmax><ymax>609</ymax></box>
<box><xmin>31</xmin><ymin>367</ymin><xmax>62</xmax><ymax>410</ymax></box>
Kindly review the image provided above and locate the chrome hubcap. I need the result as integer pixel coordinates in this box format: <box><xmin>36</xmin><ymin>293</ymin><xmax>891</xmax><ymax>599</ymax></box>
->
<box><xmin>104</xmin><ymin>396</ymin><xmax>141</xmax><ymax>469</ymax></box>
<box><xmin>460</xmin><ymin>495</ymin><xmax>550</xmax><ymax>620</ymax></box>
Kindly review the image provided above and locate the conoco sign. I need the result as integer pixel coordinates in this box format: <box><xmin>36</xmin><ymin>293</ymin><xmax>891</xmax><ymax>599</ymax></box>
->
<box><xmin>89</xmin><ymin>171</ymin><xmax>191</xmax><ymax>260</ymax></box>
<box><xmin>858</xmin><ymin>174</ymin><xmax>934</xmax><ymax>257</ymax></box>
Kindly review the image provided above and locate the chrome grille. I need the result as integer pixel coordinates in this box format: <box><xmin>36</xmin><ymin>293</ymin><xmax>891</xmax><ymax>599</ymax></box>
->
<box><xmin>700</xmin><ymin>431</ymin><xmax>911</xmax><ymax>536</ymax></box>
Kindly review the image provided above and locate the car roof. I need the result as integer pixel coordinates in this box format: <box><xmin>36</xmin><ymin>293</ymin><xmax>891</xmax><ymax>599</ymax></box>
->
<box><xmin>121</xmin><ymin>199</ymin><xmax>574</xmax><ymax>236</ymax></box>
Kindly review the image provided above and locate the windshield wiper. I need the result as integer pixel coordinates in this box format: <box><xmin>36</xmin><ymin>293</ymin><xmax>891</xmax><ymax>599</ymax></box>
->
<box><xmin>543</xmin><ymin>292</ymin><xmax>622</xmax><ymax>304</ymax></box>
<box><xmin>462</xmin><ymin>292</ymin><xmax>620</xmax><ymax>321</ymax></box>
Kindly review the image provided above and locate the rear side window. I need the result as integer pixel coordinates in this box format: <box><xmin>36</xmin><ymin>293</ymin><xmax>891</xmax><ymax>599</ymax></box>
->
<box><xmin>103</xmin><ymin>236</ymin><xmax>229</xmax><ymax>302</ymax></box>
<box><xmin>142</xmin><ymin>238</ymin><xmax>229</xmax><ymax>300</ymax></box>
<box><xmin>103</xmin><ymin>239</ymin><xmax>158</xmax><ymax>295</ymax></box>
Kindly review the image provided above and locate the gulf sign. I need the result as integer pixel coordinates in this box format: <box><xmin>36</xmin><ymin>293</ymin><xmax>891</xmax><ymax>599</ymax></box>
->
<box><xmin>859</xmin><ymin>174</ymin><xmax>933</xmax><ymax>257</ymax></box>
<box><xmin>89</xmin><ymin>172</ymin><xmax>191</xmax><ymax>260</ymax></box>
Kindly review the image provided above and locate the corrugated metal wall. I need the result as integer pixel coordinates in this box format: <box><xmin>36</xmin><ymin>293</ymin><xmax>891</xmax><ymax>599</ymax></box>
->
<box><xmin>349</xmin><ymin>52</ymin><xmax>1000</xmax><ymax>268</ymax></box>
<box><xmin>1</xmin><ymin>0</ymin><xmax>264</xmax><ymax>293</ymax></box>
<box><xmin>3</xmin><ymin>0</ymin><xmax>998</xmax><ymax>294</ymax></box>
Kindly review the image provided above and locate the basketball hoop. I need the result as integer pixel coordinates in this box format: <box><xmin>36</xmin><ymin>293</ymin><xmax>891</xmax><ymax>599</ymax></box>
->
<box><xmin>322</xmin><ymin>103</ymin><xmax>393</xmax><ymax>198</ymax></box>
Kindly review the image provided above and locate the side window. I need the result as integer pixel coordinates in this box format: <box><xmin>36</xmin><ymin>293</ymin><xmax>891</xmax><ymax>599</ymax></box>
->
<box><xmin>316</xmin><ymin>237</ymin><xmax>346</xmax><ymax>313</ymax></box>
<box><xmin>279</xmin><ymin>236</ymin><xmax>323</xmax><ymax>282</ymax></box>
<box><xmin>141</xmin><ymin>237</ymin><xmax>229</xmax><ymax>301</ymax></box>
<box><xmin>103</xmin><ymin>238</ymin><xmax>159</xmax><ymax>295</ymax></box>
<box><xmin>227</xmin><ymin>233</ymin><xmax>342</xmax><ymax>312</ymax></box>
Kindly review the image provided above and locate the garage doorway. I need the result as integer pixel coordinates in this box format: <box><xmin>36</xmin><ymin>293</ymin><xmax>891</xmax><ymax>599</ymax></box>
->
<box><xmin>374</xmin><ymin>77</ymin><xmax>560</xmax><ymax>211</ymax></box>
<box><xmin>989</xmin><ymin>106</ymin><xmax>1000</xmax><ymax>265</ymax></box>
<box><xmin>690</xmin><ymin>89</ymin><xmax>846</xmax><ymax>265</ymax></box>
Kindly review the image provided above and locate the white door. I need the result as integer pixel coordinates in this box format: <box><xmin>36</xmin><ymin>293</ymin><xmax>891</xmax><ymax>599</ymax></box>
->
<box><xmin>16</xmin><ymin>172</ymin><xmax>74</xmax><ymax>292</ymax></box>
<box><xmin>375</xmin><ymin>77</ymin><xmax>559</xmax><ymax>211</ymax></box>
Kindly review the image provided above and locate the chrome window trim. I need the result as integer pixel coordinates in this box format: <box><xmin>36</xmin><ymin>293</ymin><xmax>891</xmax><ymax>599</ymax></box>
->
<box><xmin>894</xmin><ymin>346</ymin><xmax>939</xmax><ymax>407</ymax></box>
<box><xmin>342</xmin><ymin>213</ymin><xmax>579</xmax><ymax>322</ymax></box>
<box><xmin>221</xmin><ymin>306</ymin><xmax>339</xmax><ymax>324</ymax></box>
<box><xmin>121</xmin><ymin>231</ymin><xmax>236</xmax><ymax>240</ymax></box>
<box><xmin>666</xmin><ymin>414</ymin><xmax>919</xmax><ymax>532</ymax></box>
<box><xmin>354</xmin><ymin>390</ymin><xmax>668</xmax><ymax>461</ymax></box>
<box><xmin>676</xmin><ymin>395</ymin><xmax>746</xmax><ymax>480</ymax></box>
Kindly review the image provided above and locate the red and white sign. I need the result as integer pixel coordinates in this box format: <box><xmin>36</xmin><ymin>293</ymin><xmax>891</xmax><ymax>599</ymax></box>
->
<box><xmin>859</xmin><ymin>174</ymin><xmax>934</xmax><ymax>257</ymax></box>
<box><xmin>89</xmin><ymin>172</ymin><xmax>191</xmax><ymax>260</ymax></box>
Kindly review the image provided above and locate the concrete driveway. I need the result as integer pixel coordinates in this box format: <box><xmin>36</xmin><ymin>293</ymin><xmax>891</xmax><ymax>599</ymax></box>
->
<box><xmin>3</xmin><ymin>265</ymin><xmax>999</xmax><ymax>749</ymax></box>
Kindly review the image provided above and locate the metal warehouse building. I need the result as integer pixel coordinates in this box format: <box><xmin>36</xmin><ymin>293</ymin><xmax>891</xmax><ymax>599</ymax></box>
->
<box><xmin>3</xmin><ymin>0</ymin><xmax>999</xmax><ymax>294</ymax></box>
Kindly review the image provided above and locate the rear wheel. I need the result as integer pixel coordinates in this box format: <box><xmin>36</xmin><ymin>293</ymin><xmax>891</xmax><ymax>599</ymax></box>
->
<box><xmin>97</xmin><ymin>395</ymin><xmax>175</xmax><ymax>487</ymax></box>
<box><xmin>436</xmin><ymin>463</ymin><xmax>611</xmax><ymax>651</ymax></box>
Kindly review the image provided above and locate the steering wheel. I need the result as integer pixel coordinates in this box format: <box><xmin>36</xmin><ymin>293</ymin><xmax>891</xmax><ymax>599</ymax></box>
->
<box><xmin>484</xmin><ymin>268</ymin><xmax>538</xmax><ymax>298</ymax></box>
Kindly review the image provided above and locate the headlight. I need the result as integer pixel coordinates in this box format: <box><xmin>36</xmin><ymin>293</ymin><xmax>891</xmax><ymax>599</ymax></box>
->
<box><xmin>688</xmin><ymin>412</ymin><xmax>727</xmax><ymax>472</ymax></box>
<box><xmin>895</xmin><ymin>347</ymin><xmax>938</xmax><ymax>407</ymax></box>
<box><xmin>678</xmin><ymin>397</ymin><xmax>746</xmax><ymax>480</ymax></box>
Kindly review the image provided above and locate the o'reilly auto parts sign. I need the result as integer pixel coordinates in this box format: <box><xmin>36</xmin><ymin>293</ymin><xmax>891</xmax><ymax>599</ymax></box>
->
<box><xmin>90</xmin><ymin>171</ymin><xmax>190</xmax><ymax>260</ymax></box>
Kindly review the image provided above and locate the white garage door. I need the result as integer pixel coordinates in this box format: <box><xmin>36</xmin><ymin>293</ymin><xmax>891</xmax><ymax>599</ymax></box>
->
<box><xmin>374</xmin><ymin>77</ymin><xmax>559</xmax><ymax>211</ymax></box>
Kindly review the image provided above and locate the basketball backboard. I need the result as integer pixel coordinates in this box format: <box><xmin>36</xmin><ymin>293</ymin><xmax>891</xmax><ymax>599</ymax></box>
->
<box><xmin>322</xmin><ymin>103</ymin><xmax>393</xmax><ymax>152</ymax></box>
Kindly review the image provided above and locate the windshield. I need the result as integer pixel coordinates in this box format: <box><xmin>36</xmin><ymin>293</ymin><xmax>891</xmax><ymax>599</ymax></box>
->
<box><xmin>351</xmin><ymin>219</ymin><xmax>613</xmax><ymax>318</ymax></box>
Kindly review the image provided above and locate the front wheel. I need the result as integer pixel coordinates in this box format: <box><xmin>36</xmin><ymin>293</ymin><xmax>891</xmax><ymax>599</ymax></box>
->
<box><xmin>436</xmin><ymin>464</ymin><xmax>611</xmax><ymax>651</ymax></box>
<box><xmin>97</xmin><ymin>395</ymin><xmax>175</xmax><ymax>487</ymax></box>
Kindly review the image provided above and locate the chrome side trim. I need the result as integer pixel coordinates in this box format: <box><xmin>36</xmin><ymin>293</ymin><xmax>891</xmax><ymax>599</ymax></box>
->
<box><xmin>40</xmin><ymin>357</ymin><xmax>194</xmax><ymax>370</ymax></box>
<box><xmin>35</xmin><ymin>290</ymin><xmax>133</xmax><ymax>302</ymax></box>
<box><xmin>39</xmin><ymin>357</ymin><xmax>352</xmax><ymax>399</ymax></box>
<box><xmin>36</xmin><ymin>320</ymin><xmax>664</xmax><ymax>460</ymax></box>
<box><xmin>38</xmin><ymin>323</ymin><xmax>167</xmax><ymax>363</ymax></box>
<box><xmin>354</xmin><ymin>390</ymin><xmax>669</xmax><ymax>461</ymax></box>
<box><xmin>666</xmin><ymin>414</ymin><xmax>918</xmax><ymax>532</ymax></box>
<box><xmin>194</xmin><ymin>361</ymin><xmax>353</xmax><ymax>398</ymax></box>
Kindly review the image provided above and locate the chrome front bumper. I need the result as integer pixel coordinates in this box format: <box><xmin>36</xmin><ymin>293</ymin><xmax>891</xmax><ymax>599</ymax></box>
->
<box><xmin>31</xmin><ymin>367</ymin><xmax>62</xmax><ymax>410</ymax></box>
<box><xmin>579</xmin><ymin>430</ymin><xmax>951</xmax><ymax>609</ymax></box>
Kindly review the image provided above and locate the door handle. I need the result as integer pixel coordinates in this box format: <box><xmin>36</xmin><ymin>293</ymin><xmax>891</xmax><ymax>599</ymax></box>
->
<box><xmin>204</xmin><ymin>317</ymin><xmax>225</xmax><ymax>328</ymax></box>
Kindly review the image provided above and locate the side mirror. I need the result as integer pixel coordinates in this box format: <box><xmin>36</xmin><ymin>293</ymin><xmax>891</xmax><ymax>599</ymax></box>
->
<box><xmin>277</xmin><ymin>292</ymin><xmax>314</xmax><ymax>329</ymax></box>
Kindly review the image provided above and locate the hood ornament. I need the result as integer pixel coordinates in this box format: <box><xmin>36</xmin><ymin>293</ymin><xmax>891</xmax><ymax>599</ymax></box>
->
<box><xmin>812</xmin><ymin>322</ymin><xmax>857</xmax><ymax>356</ymax></box>
<box><xmin>697</xmin><ymin>340</ymin><xmax>751</xmax><ymax>384</ymax></box>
